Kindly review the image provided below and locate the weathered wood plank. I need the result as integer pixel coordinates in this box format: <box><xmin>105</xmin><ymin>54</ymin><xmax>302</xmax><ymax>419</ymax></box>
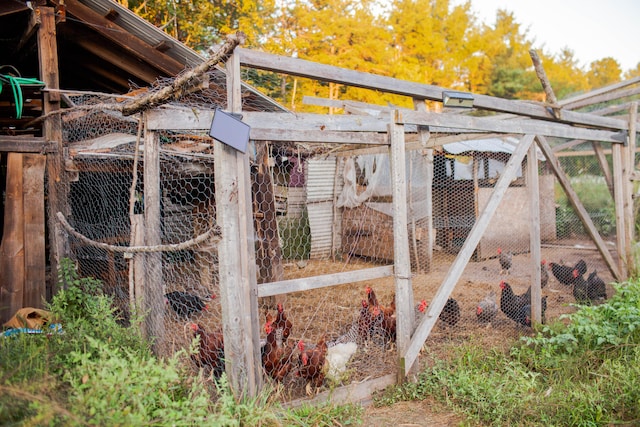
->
<box><xmin>592</xmin><ymin>141</ymin><xmax>614</xmax><ymax>198</ymax></box>
<box><xmin>0</xmin><ymin>153</ymin><xmax>25</xmax><ymax>323</ymax></box>
<box><xmin>389</xmin><ymin>117</ymin><xmax>413</xmax><ymax>380</ymax></box>
<box><xmin>625</xmin><ymin>102</ymin><xmax>638</xmax><ymax>270</ymax></box>
<box><xmin>527</xmin><ymin>145</ymin><xmax>542</xmax><ymax>323</ymax></box>
<box><xmin>237</xmin><ymin>48</ymin><xmax>628</xmax><ymax>130</ymax></box>
<box><xmin>146</xmin><ymin>106</ymin><xmax>624</xmax><ymax>143</ymax></box>
<box><xmin>285</xmin><ymin>373</ymin><xmax>396</xmax><ymax>408</ymax></box>
<box><xmin>560</xmin><ymin>76</ymin><xmax>640</xmax><ymax>110</ymax></box>
<box><xmin>23</xmin><ymin>154</ymin><xmax>46</xmax><ymax>309</ymax></box>
<box><xmin>536</xmin><ymin>135</ymin><xmax>622</xmax><ymax>280</ymax></box>
<box><xmin>38</xmin><ymin>5</ymin><xmax>68</xmax><ymax>298</ymax></box>
<box><xmin>398</xmin><ymin>110</ymin><xmax>625</xmax><ymax>143</ymax></box>
<box><xmin>0</xmin><ymin>136</ymin><xmax>56</xmax><ymax>153</ymax></box>
<box><xmin>257</xmin><ymin>265</ymin><xmax>394</xmax><ymax>298</ymax></box>
<box><xmin>142</xmin><ymin>128</ymin><xmax>164</xmax><ymax>347</ymax></box>
<box><xmin>403</xmin><ymin>135</ymin><xmax>534</xmax><ymax>374</ymax></box>
<box><xmin>612</xmin><ymin>144</ymin><xmax>628</xmax><ymax>277</ymax></box>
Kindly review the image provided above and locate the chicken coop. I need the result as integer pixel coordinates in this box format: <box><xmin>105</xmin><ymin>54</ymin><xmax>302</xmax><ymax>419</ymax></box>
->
<box><xmin>2</xmin><ymin>0</ymin><xmax>639</xmax><ymax>407</ymax></box>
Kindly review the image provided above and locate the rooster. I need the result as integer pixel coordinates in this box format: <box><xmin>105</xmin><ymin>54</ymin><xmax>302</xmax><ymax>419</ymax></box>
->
<box><xmin>549</xmin><ymin>260</ymin><xmax>585</xmax><ymax>286</ymax></box>
<box><xmin>439</xmin><ymin>298</ymin><xmax>461</xmax><ymax>327</ymax></box>
<box><xmin>165</xmin><ymin>291</ymin><xmax>213</xmax><ymax>318</ymax></box>
<box><xmin>190</xmin><ymin>323</ymin><xmax>225</xmax><ymax>379</ymax></box>
<box><xmin>365</xmin><ymin>285</ymin><xmax>379</xmax><ymax>307</ymax></box>
<box><xmin>498</xmin><ymin>248</ymin><xmax>512</xmax><ymax>275</ymax></box>
<box><xmin>262</xmin><ymin>319</ymin><xmax>295</xmax><ymax>382</ymax></box>
<box><xmin>414</xmin><ymin>299</ymin><xmax>428</xmax><ymax>324</ymax></box>
<box><xmin>297</xmin><ymin>335</ymin><xmax>328</xmax><ymax>395</ymax></box>
<box><xmin>356</xmin><ymin>299</ymin><xmax>382</xmax><ymax>344</ymax></box>
<box><xmin>476</xmin><ymin>291</ymin><xmax>498</xmax><ymax>323</ymax></box>
<box><xmin>499</xmin><ymin>280</ymin><xmax>531</xmax><ymax>323</ymax></box>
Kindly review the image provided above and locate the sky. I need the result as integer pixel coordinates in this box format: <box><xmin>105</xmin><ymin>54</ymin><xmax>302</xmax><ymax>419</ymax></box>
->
<box><xmin>451</xmin><ymin>0</ymin><xmax>640</xmax><ymax>72</ymax></box>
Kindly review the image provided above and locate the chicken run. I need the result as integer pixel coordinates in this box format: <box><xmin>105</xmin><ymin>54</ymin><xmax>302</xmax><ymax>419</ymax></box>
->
<box><xmin>157</xmin><ymin>239</ymin><xmax>615</xmax><ymax>402</ymax></box>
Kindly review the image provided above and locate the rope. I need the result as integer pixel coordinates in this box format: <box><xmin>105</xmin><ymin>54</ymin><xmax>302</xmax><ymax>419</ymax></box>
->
<box><xmin>56</xmin><ymin>212</ymin><xmax>221</xmax><ymax>254</ymax></box>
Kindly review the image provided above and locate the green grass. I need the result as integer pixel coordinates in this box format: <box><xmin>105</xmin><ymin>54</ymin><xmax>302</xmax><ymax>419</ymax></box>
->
<box><xmin>0</xmin><ymin>258</ymin><xmax>361</xmax><ymax>426</ymax></box>
<box><xmin>374</xmin><ymin>279</ymin><xmax>640</xmax><ymax>426</ymax></box>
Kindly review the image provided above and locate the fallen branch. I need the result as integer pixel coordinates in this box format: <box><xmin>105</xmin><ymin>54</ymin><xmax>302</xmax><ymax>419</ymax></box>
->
<box><xmin>529</xmin><ymin>49</ymin><xmax>562</xmax><ymax>119</ymax></box>
<box><xmin>121</xmin><ymin>31</ymin><xmax>246</xmax><ymax>116</ymax></box>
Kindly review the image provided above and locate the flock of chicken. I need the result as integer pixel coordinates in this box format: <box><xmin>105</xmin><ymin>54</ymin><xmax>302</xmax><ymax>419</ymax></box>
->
<box><xmin>163</xmin><ymin>248</ymin><xmax>608</xmax><ymax>396</ymax></box>
<box><xmin>484</xmin><ymin>248</ymin><xmax>608</xmax><ymax>328</ymax></box>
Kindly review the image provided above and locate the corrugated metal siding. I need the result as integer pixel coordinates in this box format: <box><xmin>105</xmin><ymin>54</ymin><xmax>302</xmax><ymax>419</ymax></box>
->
<box><xmin>306</xmin><ymin>158</ymin><xmax>342</xmax><ymax>259</ymax></box>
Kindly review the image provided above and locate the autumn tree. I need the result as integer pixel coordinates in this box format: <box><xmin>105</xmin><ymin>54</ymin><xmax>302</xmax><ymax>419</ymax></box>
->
<box><xmin>587</xmin><ymin>57</ymin><xmax>622</xmax><ymax>88</ymax></box>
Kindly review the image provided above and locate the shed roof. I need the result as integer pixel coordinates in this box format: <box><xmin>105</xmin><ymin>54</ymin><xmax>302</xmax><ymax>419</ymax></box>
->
<box><xmin>0</xmin><ymin>0</ymin><xmax>284</xmax><ymax>134</ymax></box>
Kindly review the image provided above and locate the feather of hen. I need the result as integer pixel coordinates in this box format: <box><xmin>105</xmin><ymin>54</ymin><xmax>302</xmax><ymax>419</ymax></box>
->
<box><xmin>476</xmin><ymin>291</ymin><xmax>498</xmax><ymax>323</ymax></box>
<box><xmin>325</xmin><ymin>342</ymin><xmax>358</xmax><ymax>382</ymax></box>
<box><xmin>498</xmin><ymin>248</ymin><xmax>512</xmax><ymax>275</ymax></box>
<box><xmin>190</xmin><ymin>323</ymin><xmax>225</xmax><ymax>379</ymax></box>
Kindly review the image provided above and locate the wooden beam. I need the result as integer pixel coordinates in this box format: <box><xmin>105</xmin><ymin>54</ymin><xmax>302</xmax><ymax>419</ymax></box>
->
<box><xmin>257</xmin><ymin>265</ymin><xmax>394</xmax><ymax>298</ymax></box>
<box><xmin>536</xmin><ymin>135</ymin><xmax>622</xmax><ymax>280</ymax></box>
<box><xmin>237</xmin><ymin>48</ymin><xmax>628</xmax><ymax>130</ymax></box>
<box><xmin>398</xmin><ymin>110</ymin><xmax>625</xmax><ymax>143</ymax></box>
<box><xmin>592</xmin><ymin>141</ymin><xmax>614</xmax><ymax>198</ymax></box>
<box><xmin>389</xmin><ymin>115</ymin><xmax>413</xmax><ymax>381</ymax></box>
<box><xmin>142</xmin><ymin>128</ymin><xmax>164</xmax><ymax>349</ymax></box>
<box><xmin>38</xmin><ymin>5</ymin><xmax>68</xmax><ymax>298</ymax></box>
<box><xmin>214</xmin><ymin>49</ymin><xmax>261</xmax><ymax>398</ymax></box>
<box><xmin>625</xmin><ymin>102</ymin><xmax>638</xmax><ymax>270</ymax></box>
<box><xmin>403</xmin><ymin>134</ymin><xmax>534</xmax><ymax>375</ymax></box>
<box><xmin>560</xmin><ymin>76</ymin><xmax>640</xmax><ymax>110</ymax></box>
<box><xmin>146</xmin><ymin>107</ymin><xmax>624</xmax><ymax>143</ymax></box>
<box><xmin>285</xmin><ymin>373</ymin><xmax>396</xmax><ymax>408</ymax></box>
<box><xmin>527</xmin><ymin>144</ymin><xmax>542</xmax><ymax>324</ymax></box>
<box><xmin>62</xmin><ymin>0</ymin><xmax>185</xmax><ymax>76</ymax></box>
<box><xmin>23</xmin><ymin>155</ymin><xmax>47</xmax><ymax>309</ymax></box>
<box><xmin>612</xmin><ymin>143</ymin><xmax>628</xmax><ymax>277</ymax></box>
<box><xmin>0</xmin><ymin>136</ymin><xmax>56</xmax><ymax>153</ymax></box>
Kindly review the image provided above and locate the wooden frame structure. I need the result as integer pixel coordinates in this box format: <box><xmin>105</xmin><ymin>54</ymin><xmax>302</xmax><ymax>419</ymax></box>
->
<box><xmin>142</xmin><ymin>47</ymin><xmax>638</xmax><ymax>401</ymax></box>
<box><xmin>1</xmin><ymin>2</ymin><xmax>638</xmax><ymax>400</ymax></box>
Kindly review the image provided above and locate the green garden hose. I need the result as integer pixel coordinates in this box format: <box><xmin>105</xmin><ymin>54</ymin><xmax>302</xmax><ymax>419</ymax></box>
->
<box><xmin>0</xmin><ymin>72</ymin><xmax>45</xmax><ymax>119</ymax></box>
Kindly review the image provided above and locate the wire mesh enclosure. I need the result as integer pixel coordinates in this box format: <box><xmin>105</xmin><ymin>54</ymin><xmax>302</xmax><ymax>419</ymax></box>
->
<box><xmin>50</xmin><ymin>50</ymin><xmax>635</xmax><ymax>406</ymax></box>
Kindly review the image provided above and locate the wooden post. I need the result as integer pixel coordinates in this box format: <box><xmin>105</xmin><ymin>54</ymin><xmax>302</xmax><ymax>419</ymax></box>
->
<box><xmin>612</xmin><ymin>143</ymin><xmax>627</xmax><ymax>277</ymax></box>
<box><xmin>389</xmin><ymin>112</ymin><xmax>412</xmax><ymax>382</ymax></box>
<box><xmin>626</xmin><ymin>102</ymin><xmax>637</xmax><ymax>273</ymax></box>
<box><xmin>413</xmin><ymin>99</ymin><xmax>433</xmax><ymax>273</ymax></box>
<box><xmin>214</xmin><ymin>49</ymin><xmax>261</xmax><ymax>397</ymax></box>
<box><xmin>142</xmin><ymin>127</ymin><xmax>164</xmax><ymax>353</ymax></box>
<box><xmin>37</xmin><ymin>6</ymin><xmax>68</xmax><ymax>298</ymax></box>
<box><xmin>22</xmin><ymin>155</ymin><xmax>47</xmax><ymax>309</ymax></box>
<box><xmin>527</xmin><ymin>144</ymin><xmax>542</xmax><ymax>323</ymax></box>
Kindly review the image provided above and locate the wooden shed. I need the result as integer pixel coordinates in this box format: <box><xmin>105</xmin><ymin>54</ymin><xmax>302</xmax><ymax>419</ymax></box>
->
<box><xmin>0</xmin><ymin>0</ymin><xmax>285</xmax><ymax>323</ymax></box>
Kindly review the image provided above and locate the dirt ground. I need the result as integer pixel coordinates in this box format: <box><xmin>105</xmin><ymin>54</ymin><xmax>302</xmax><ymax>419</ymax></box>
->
<box><xmin>268</xmin><ymin>237</ymin><xmax>618</xmax><ymax>403</ymax></box>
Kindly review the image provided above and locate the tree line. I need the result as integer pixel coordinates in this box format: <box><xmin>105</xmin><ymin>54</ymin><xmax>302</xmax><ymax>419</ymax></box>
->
<box><xmin>116</xmin><ymin>0</ymin><xmax>640</xmax><ymax>111</ymax></box>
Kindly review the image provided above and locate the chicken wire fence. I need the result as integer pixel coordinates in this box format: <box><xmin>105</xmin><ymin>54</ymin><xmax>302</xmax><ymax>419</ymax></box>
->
<box><xmin>56</xmin><ymin>84</ymin><xmax>625</xmax><ymax>402</ymax></box>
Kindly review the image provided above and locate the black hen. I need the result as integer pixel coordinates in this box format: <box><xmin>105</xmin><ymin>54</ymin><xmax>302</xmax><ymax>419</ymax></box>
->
<box><xmin>587</xmin><ymin>270</ymin><xmax>607</xmax><ymax>302</ymax></box>
<box><xmin>549</xmin><ymin>262</ymin><xmax>576</xmax><ymax>286</ymax></box>
<box><xmin>574</xmin><ymin>259</ymin><xmax>587</xmax><ymax>277</ymax></box>
<box><xmin>165</xmin><ymin>291</ymin><xmax>212</xmax><ymax>318</ymax></box>
<box><xmin>515</xmin><ymin>296</ymin><xmax>548</xmax><ymax>327</ymax></box>
<box><xmin>500</xmin><ymin>280</ymin><xmax>531</xmax><ymax>323</ymax></box>
<box><xmin>439</xmin><ymin>298</ymin><xmax>460</xmax><ymax>327</ymax></box>
<box><xmin>574</xmin><ymin>270</ymin><xmax>607</xmax><ymax>305</ymax></box>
